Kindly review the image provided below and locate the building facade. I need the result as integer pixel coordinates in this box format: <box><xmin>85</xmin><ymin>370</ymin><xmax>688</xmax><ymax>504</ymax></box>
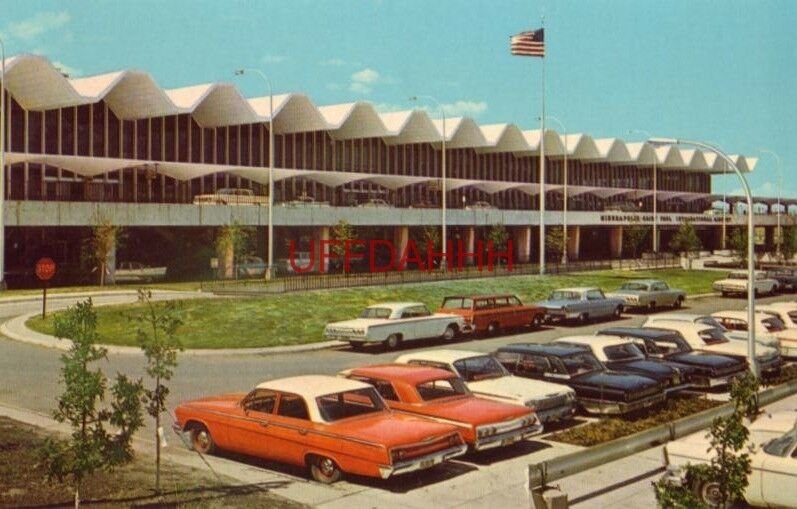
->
<box><xmin>1</xmin><ymin>55</ymin><xmax>792</xmax><ymax>285</ymax></box>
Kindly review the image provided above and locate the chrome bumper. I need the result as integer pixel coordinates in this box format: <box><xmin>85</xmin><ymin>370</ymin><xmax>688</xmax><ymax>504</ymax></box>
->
<box><xmin>580</xmin><ymin>393</ymin><xmax>666</xmax><ymax>415</ymax></box>
<box><xmin>536</xmin><ymin>403</ymin><xmax>577</xmax><ymax>423</ymax></box>
<box><xmin>473</xmin><ymin>423</ymin><xmax>544</xmax><ymax>451</ymax></box>
<box><xmin>378</xmin><ymin>444</ymin><xmax>468</xmax><ymax>479</ymax></box>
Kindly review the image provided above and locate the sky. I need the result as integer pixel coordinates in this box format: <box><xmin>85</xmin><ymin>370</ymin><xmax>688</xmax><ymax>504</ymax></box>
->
<box><xmin>1</xmin><ymin>0</ymin><xmax>794</xmax><ymax>198</ymax></box>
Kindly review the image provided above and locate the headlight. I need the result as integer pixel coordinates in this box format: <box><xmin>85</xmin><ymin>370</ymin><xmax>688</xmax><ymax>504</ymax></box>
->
<box><xmin>477</xmin><ymin>426</ymin><xmax>496</xmax><ymax>438</ymax></box>
<box><xmin>391</xmin><ymin>449</ymin><xmax>406</xmax><ymax>462</ymax></box>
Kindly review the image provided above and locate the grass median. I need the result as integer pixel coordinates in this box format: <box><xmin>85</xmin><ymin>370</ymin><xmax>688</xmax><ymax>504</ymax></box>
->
<box><xmin>26</xmin><ymin>269</ymin><xmax>719</xmax><ymax>350</ymax></box>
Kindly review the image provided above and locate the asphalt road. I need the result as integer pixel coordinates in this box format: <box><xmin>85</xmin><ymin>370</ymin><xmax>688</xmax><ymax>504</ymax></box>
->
<box><xmin>0</xmin><ymin>289</ymin><xmax>795</xmax><ymax>508</ymax></box>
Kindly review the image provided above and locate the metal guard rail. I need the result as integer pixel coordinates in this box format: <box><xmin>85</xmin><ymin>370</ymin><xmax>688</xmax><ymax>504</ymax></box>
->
<box><xmin>527</xmin><ymin>379</ymin><xmax>797</xmax><ymax>492</ymax></box>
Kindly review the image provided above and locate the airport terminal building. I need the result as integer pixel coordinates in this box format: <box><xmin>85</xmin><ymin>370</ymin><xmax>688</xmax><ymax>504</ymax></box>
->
<box><xmin>1</xmin><ymin>55</ymin><xmax>792</xmax><ymax>284</ymax></box>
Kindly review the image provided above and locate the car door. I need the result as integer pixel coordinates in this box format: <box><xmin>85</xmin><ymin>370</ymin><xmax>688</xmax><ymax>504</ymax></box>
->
<box><xmin>586</xmin><ymin>290</ymin><xmax>609</xmax><ymax>317</ymax></box>
<box><xmin>757</xmin><ymin>442</ymin><xmax>797</xmax><ymax>507</ymax></box>
<box><xmin>268</xmin><ymin>392</ymin><xmax>315</xmax><ymax>465</ymax></box>
<box><xmin>234</xmin><ymin>389</ymin><xmax>278</xmax><ymax>459</ymax></box>
<box><xmin>652</xmin><ymin>283</ymin><xmax>670</xmax><ymax>306</ymax></box>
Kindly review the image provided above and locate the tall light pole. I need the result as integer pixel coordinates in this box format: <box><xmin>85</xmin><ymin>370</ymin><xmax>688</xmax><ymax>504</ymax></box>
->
<box><xmin>545</xmin><ymin>115</ymin><xmax>568</xmax><ymax>264</ymax></box>
<box><xmin>0</xmin><ymin>37</ymin><xmax>6</xmax><ymax>289</ymax></box>
<box><xmin>629</xmin><ymin>129</ymin><xmax>658</xmax><ymax>253</ymax></box>
<box><xmin>410</xmin><ymin>95</ymin><xmax>447</xmax><ymax>270</ymax></box>
<box><xmin>650</xmin><ymin>137</ymin><xmax>759</xmax><ymax>378</ymax></box>
<box><xmin>760</xmin><ymin>149</ymin><xmax>782</xmax><ymax>259</ymax></box>
<box><xmin>234</xmin><ymin>68</ymin><xmax>275</xmax><ymax>280</ymax></box>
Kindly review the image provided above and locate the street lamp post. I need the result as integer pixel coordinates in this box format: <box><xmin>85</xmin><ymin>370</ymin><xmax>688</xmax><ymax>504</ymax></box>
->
<box><xmin>629</xmin><ymin>129</ymin><xmax>658</xmax><ymax>253</ymax></box>
<box><xmin>234</xmin><ymin>68</ymin><xmax>275</xmax><ymax>280</ymax></box>
<box><xmin>760</xmin><ymin>149</ymin><xmax>783</xmax><ymax>259</ymax></box>
<box><xmin>0</xmin><ymin>37</ymin><xmax>6</xmax><ymax>289</ymax></box>
<box><xmin>649</xmin><ymin>137</ymin><xmax>759</xmax><ymax>378</ymax></box>
<box><xmin>410</xmin><ymin>95</ymin><xmax>447</xmax><ymax>271</ymax></box>
<box><xmin>545</xmin><ymin>116</ymin><xmax>568</xmax><ymax>264</ymax></box>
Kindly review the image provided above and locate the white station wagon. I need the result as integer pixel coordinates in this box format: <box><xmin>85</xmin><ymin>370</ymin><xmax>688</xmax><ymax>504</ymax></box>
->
<box><xmin>393</xmin><ymin>349</ymin><xmax>577</xmax><ymax>424</ymax></box>
<box><xmin>713</xmin><ymin>309</ymin><xmax>797</xmax><ymax>359</ymax></box>
<box><xmin>324</xmin><ymin>303</ymin><xmax>468</xmax><ymax>350</ymax></box>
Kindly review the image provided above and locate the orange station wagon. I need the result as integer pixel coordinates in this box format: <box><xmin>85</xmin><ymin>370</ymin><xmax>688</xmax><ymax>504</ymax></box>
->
<box><xmin>343</xmin><ymin>364</ymin><xmax>543</xmax><ymax>450</ymax></box>
<box><xmin>439</xmin><ymin>294</ymin><xmax>547</xmax><ymax>336</ymax></box>
<box><xmin>173</xmin><ymin>375</ymin><xmax>467</xmax><ymax>483</ymax></box>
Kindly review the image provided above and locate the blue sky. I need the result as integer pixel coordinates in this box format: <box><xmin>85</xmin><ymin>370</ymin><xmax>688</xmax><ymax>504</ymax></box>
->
<box><xmin>2</xmin><ymin>0</ymin><xmax>794</xmax><ymax>197</ymax></box>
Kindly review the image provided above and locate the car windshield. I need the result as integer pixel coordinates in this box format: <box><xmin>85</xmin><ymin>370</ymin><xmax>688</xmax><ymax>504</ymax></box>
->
<box><xmin>316</xmin><ymin>387</ymin><xmax>386</xmax><ymax>422</ymax></box>
<box><xmin>695</xmin><ymin>316</ymin><xmax>727</xmax><ymax>330</ymax></box>
<box><xmin>728</xmin><ymin>272</ymin><xmax>747</xmax><ymax>280</ymax></box>
<box><xmin>549</xmin><ymin>291</ymin><xmax>580</xmax><ymax>301</ymax></box>
<box><xmin>603</xmin><ymin>343</ymin><xmax>646</xmax><ymax>361</ymax></box>
<box><xmin>698</xmin><ymin>327</ymin><xmax>730</xmax><ymax>345</ymax></box>
<box><xmin>762</xmin><ymin>317</ymin><xmax>786</xmax><ymax>333</ymax></box>
<box><xmin>441</xmin><ymin>298</ymin><xmax>473</xmax><ymax>310</ymax></box>
<box><xmin>561</xmin><ymin>352</ymin><xmax>604</xmax><ymax>376</ymax></box>
<box><xmin>762</xmin><ymin>431</ymin><xmax>797</xmax><ymax>457</ymax></box>
<box><xmin>644</xmin><ymin>336</ymin><xmax>692</xmax><ymax>355</ymax></box>
<box><xmin>359</xmin><ymin>307</ymin><xmax>392</xmax><ymax>319</ymax></box>
<box><xmin>416</xmin><ymin>377</ymin><xmax>469</xmax><ymax>401</ymax></box>
<box><xmin>789</xmin><ymin>311</ymin><xmax>797</xmax><ymax>323</ymax></box>
<box><xmin>620</xmin><ymin>282</ymin><xmax>649</xmax><ymax>291</ymax></box>
<box><xmin>453</xmin><ymin>355</ymin><xmax>508</xmax><ymax>381</ymax></box>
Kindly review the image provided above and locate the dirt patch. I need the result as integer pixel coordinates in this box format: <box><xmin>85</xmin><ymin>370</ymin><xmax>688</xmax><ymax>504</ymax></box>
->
<box><xmin>0</xmin><ymin>417</ymin><xmax>307</xmax><ymax>508</ymax></box>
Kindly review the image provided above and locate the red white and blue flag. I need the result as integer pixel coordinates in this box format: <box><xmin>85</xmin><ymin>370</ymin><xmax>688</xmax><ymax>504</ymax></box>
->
<box><xmin>511</xmin><ymin>29</ymin><xmax>545</xmax><ymax>57</ymax></box>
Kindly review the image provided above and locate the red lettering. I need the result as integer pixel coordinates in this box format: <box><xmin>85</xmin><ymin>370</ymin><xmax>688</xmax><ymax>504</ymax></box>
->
<box><xmin>426</xmin><ymin>240</ymin><xmax>453</xmax><ymax>272</ymax></box>
<box><xmin>457</xmin><ymin>239</ymin><xmax>484</xmax><ymax>272</ymax></box>
<box><xmin>319</xmin><ymin>239</ymin><xmax>340</xmax><ymax>272</ymax></box>
<box><xmin>398</xmin><ymin>239</ymin><xmax>425</xmax><ymax>271</ymax></box>
<box><xmin>289</xmin><ymin>240</ymin><xmax>315</xmax><ymax>273</ymax></box>
<box><xmin>487</xmin><ymin>240</ymin><xmax>514</xmax><ymax>271</ymax></box>
<box><xmin>344</xmin><ymin>239</ymin><xmax>366</xmax><ymax>273</ymax></box>
<box><xmin>369</xmin><ymin>239</ymin><xmax>397</xmax><ymax>272</ymax></box>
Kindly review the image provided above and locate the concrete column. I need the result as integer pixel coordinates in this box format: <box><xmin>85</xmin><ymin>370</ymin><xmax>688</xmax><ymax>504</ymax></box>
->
<box><xmin>567</xmin><ymin>225</ymin><xmax>581</xmax><ymax>261</ymax></box>
<box><xmin>318</xmin><ymin>226</ymin><xmax>330</xmax><ymax>273</ymax></box>
<box><xmin>219</xmin><ymin>241</ymin><xmax>234</xmax><ymax>279</ymax></box>
<box><xmin>515</xmin><ymin>226</ymin><xmax>532</xmax><ymax>263</ymax></box>
<box><xmin>609</xmin><ymin>226</ymin><xmax>623</xmax><ymax>259</ymax></box>
<box><xmin>465</xmin><ymin>227</ymin><xmax>476</xmax><ymax>266</ymax></box>
<box><xmin>393</xmin><ymin>226</ymin><xmax>409</xmax><ymax>258</ymax></box>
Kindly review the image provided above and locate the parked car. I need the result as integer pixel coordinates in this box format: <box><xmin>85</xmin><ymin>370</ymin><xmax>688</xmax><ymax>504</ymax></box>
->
<box><xmin>662</xmin><ymin>411</ymin><xmax>797</xmax><ymax>507</ymax></box>
<box><xmin>536</xmin><ymin>287</ymin><xmax>624</xmax><ymax>324</ymax></box>
<box><xmin>597</xmin><ymin>326</ymin><xmax>748</xmax><ymax>390</ymax></box>
<box><xmin>393</xmin><ymin>349</ymin><xmax>577</xmax><ymax>424</ymax></box>
<box><xmin>712</xmin><ymin>310</ymin><xmax>797</xmax><ymax>359</ymax></box>
<box><xmin>236</xmin><ymin>255</ymin><xmax>267</xmax><ymax>278</ymax></box>
<box><xmin>323</xmin><ymin>302</ymin><xmax>467</xmax><ymax>350</ymax></box>
<box><xmin>756</xmin><ymin>302</ymin><xmax>797</xmax><ymax>329</ymax></box>
<box><xmin>342</xmin><ymin>364</ymin><xmax>543</xmax><ymax>450</ymax></box>
<box><xmin>605</xmin><ymin>279</ymin><xmax>686</xmax><ymax>311</ymax></box>
<box><xmin>764</xmin><ymin>268</ymin><xmax>797</xmax><ymax>292</ymax></box>
<box><xmin>643</xmin><ymin>312</ymin><xmax>727</xmax><ymax>331</ymax></box>
<box><xmin>172</xmin><ymin>375</ymin><xmax>467</xmax><ymax>483</ymax></box>
<box><xmin>555</xmin><ymin>335</ymin><xmax>695</xmax><ymax>395</ymax></box>
<box><xmin>640</xmin><ymin>320</ymin><xmax>782</xmax><ymax>376</ymax></box>
<box><xmin>193</xmin><ymin>187</ymin><xmax>267</xmax><ymax>205</ymax></box>
<box><xmin>114</xmin><ymin>261</ymin><xmax>167</xmax><ymax>283</ymax></box>
<box><xmin>437</xmin><ymin>294</ymin><xmax>546</xmax><ymax>336</ymax></box>
<box><xmin>280</xmin><ymin>194</ymin><xmax>331</xmax><ymax>207</ymax></box>
<box><xmin>358</xmin><ymin>198</ymin><xmax>392</xmax><ymax>207</ymax></box>
<box><xmin>465</xmin><ymin>201</ymin><xmax>495</xmax><ymax>210</ymax></box>
<box><xmin>712</xmin><ymin>270</ymin><xmax>779</xmax><ymax>297</ymax></box>
<box><xmin>494</xmin><ymin>343</ymin><xmax>666</xmax><ymax>415</ymax></box>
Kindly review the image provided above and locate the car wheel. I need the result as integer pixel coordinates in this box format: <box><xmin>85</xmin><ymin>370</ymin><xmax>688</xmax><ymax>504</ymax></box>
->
<box><xmin>486</xmin><ymin>321</ymin><xmax>500</xmax><ymax>336</ymax></box>
<box><xmin>384</xmin><ymin>334</ymin><xmax>402</xmax><ymax>350</ymax></box>
<box><xmin>577</xmin><ymin>313</ymin><xmax>589</xmax><ymax>325</ymax></box>
<box><xmin>190</xmin><ymin>424</ymin><xmax>215</xmax><ymax>455</ymax></box>
<box><xmin>442</xmin><ymin>325</ymin><xmax>458</xmax><ymax>341</ymax></box>
<box><xmin>721</xmin><ymin>291</ymin><xmax>728</xmax><ymax>298</ymax></box>
<box><xmin>531</xmin><ymin>314</ymin><xmax>543</xmax><ymax>329</ymax></box>
<box><xmin>647</xmin><ymin>302</ymin><xmax>656</xmax><ymax>313</ymax></box>
<box><xmin>754</xmin><ymin>288</ymin><xmax>760</xmax><ymax>298</ymax></box>
<box><xmin>693</xmin><ymin>480</ymin><xmax>723</xmax><ymax>508</ymax></box>
<box><xmin>614</xmin><ymin>306</ymin><xmax>623</xmax><ymax>319</ymax></box>
<box><xmin>309</xmin><ymin>456</ymin><xmax>342</xmax><ymax>484</ymax></box>
<box><xmin>349</xmin><ymin>341</ymin><xmax>363</xmax><ymax>351</ymax></box>
<box><xmin>673</xmin><ymin>297</ymin><xmax>683</xmax><ymax>309</ymax></box>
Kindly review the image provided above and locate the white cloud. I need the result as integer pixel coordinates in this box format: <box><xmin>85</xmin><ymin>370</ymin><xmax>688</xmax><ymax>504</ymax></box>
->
<box><xmin>261</xmin><ymin>54</ymin><xmax>288</xmax><ymax>64</ymax></box>
<box><xmin>51</xmin><ymin>60</ymin><xmax>81</xmax><ymax>77</ymax></box>
<box><xmin>440</xmin><ymin>100</ymin><xmax>488</xmax><ymax>117</ymax></box>
<box><xmin>349</xmin><ymin>68</ymin><xmax>380</xmax><ymax>95</ymax></box>
<box><xmin>7</xmin><ymin>11</ymin><xmax>71</xmax><ymax>41</ymax></box>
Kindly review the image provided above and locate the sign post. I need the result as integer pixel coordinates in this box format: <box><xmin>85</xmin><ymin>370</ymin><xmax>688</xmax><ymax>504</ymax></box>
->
<box><xmin>35</xmin><ymin>258</ymin><xmax>56</xmax><ymax>319</ymax></box>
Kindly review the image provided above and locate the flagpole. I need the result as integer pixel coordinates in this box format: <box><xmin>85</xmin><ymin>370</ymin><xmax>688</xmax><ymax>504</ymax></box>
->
<box><xmin>538</xmin><ymin>17</ymin><xmax>546</xmax><ymax>275</ymax></box>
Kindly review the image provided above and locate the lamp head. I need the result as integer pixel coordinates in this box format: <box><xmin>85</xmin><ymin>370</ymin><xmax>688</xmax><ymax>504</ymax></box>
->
<box><xmin>647</xmin><ymin>137</ymin><xmax>678</xmax><ymax>147</ymax></box>
<box><xmin>234</xmin><ymin>69</ymin><xmax>245</xmax><ymax>76</ymax></box>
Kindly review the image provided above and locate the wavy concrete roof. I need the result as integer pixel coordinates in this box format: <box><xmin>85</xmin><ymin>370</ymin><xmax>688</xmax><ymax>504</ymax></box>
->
<box><xmin>0</xmin><ymin>54</ymin><xmax>757</xmax><ymax>173</ymax></box>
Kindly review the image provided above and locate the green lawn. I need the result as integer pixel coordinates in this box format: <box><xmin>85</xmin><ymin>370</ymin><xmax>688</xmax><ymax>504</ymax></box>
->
<box><xmin>27</xmin><ymin>269</ymin><xmax>719</xmax><ymax>349</ymax></box>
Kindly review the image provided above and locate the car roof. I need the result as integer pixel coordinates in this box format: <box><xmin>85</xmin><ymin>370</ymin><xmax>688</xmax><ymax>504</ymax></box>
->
<box><xmin>648</xmin><ymin>313</ymin><xmax>705</xmax><ymax>322</ymax></box>
<box><xmin>621</xmin><ymin>279</ymin><xmax>662</xmax><ymax>285</ymax></box>
<box><xmin>559</xmin><ymin>335</ymin><xmax>631</xmax><ymax>348</ymax></box>
<box><xmin>551</xmin><ymin>287</ymin><xmax>597</xmax><ymax>293</ymax></box>
<box><xmin>348</xmin><ymin>364</ymin><xmax>457</xmax><ymax>385</ymax></box>
<box><xmin>257</xmin><ymin>375</ymin><xmax>371</xmax><ymax>400</ymax></box>
<box><xmin>367</xmin><ymin>302</ymin><xmax>425</xmax><ymax>310</ymax></box>
<box><xmin>498</xmin><ymin>343</ymin><xmax>589</xmax><ymax>357</ymax></box>
<box><xmin>395</xmin><ymin>349</ymin><xmax>490</xmax><ymax>365</ymax></box>
<box><xmin>757</xmin><ymin>303</ymin><xmax>797</xmax><ymax>311</ymax></box>
<box><xmin>642</xmin><ymin>320</ymin><xmax>713</xmax><ymax>333</ymax></box>
<box><xmin>712</xmin><ymin>310</ymin><xmax>773</xmax><ymax>320</ymax></box>
<box><xmin>443</xmin><ymin>294</ymin><xmax>519</xmax><ymax>300</ymax></box>
<box><xmin>599</xmin><ymin>326</ymin><xmax>682</xmax><ymax>339</ymax></box>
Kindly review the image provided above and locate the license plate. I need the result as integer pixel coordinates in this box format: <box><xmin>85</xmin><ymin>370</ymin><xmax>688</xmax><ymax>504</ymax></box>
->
<box><xmin>501</xmin><ymin>437</ymin><xmax>519</xmax><ymax>446</ymax></box>
<box><xmin>419</xmin><ymin>459</ymin><xmax>435</xmax><ymax>469</ymax></box>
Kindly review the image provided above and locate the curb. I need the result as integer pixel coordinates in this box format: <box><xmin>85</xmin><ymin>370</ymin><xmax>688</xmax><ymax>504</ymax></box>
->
<box><xmin>0</xmin><ymin>288</ymin><xmax>206</xmax><ymax>304</ymax></box>
<box><xmin>689</xmin><ymin>292</ymin><xmax>720</xmax><ymax>299</ymax></box>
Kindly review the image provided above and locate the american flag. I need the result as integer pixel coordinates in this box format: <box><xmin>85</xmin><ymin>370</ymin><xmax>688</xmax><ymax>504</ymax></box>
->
<box><xmin>511</xmin><ymin>29</ymin><xmax>545</xmax><ymax>57</ymax></box>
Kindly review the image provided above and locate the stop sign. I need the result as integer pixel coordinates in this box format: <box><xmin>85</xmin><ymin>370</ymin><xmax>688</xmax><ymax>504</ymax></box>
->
<box><xmin>35</xmin><ymin>258</ymin><xmax>57</xmax><ymax>281</ymax></box>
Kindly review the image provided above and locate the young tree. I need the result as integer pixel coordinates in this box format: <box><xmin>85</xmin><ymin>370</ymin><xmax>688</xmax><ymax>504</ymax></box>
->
<box><xmin>134</xmin><ymin>289</ymin><xmax>183</xmax><ymax>494</ymax></box>
<box><xmin>623</xmin><ymin>223</ymin><xmax>651</xmax><ymax>259</ymax></box>
<box><xmin>487</xmin><ymin>223</ymin><xmax>509</xmax><ymax>253</ymax></box>
<box><xmin>545</xmin><ymin>226</ymin><xmax>565</xmax><ymax>263</ymax></box>
<box><xmin>42</xmin><ymin>299</ymin><xmax>143</xmax><ymax>509</ymax></box>
<box><xmin>780</xmin><ymin>224</ymin><xmax>797</xmax><ymax>262</ymax></box>
<box><xmin>331</xmin><ymin>220</ymin><xmax>358</xmax><ymax>273</ymax></box>
<box><xmin>215</xmin><ymin>222</ymin><xmax>254</xmax><ymax>279</ymax></box>
<box><xmin>669</xmin><ymin>220</ymin><xmax>703</xmax><ymax>269</ymax></box>
<box><xmin>85</xmin><ymin>217</ymin><xmax>123</xmax><ymax>286</ymax></box>
<box><xmin>728</xmin><ymin>227</ymin><xmax>748</xmax><ymax>267</ymax></box>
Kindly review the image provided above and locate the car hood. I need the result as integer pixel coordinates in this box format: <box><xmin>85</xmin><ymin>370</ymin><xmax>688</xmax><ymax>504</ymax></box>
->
<box><xmin>179</xmin><ymin>393</ymin><xmax>247</xmax><ymax>412</ymax></box>
<box><xmin>575</xmin><ymin>371</ymin><xmax>659</xmax><ymax>391</ymax></box>
<box><xmin>667</xmin><ymin>351</ymin><xmax>742</xmax><ymax>370</ymax></box>
<box><xmin>402</xmin><ymin>396</ymin><xmax>530</xmax><ymax>427</ymax></box>
<box><xmin>713</xmin><ymin>279</ymin><xmax>748</xmax><ymax>287</ymax></box>
<box><xmin>701</xmin><ymin>341</ymin><xmax>778</xmax><ymax>360</ymax></box>
<box><xmin>327</xmin><ymin>412</ymin><xmax>460</xmax><ymax>448</ymax></box>
<box><xmin>606</xmin><ymin>359</ymin><xmax>676</xmax><ymax>377</ymax></box>
<box><xmin>468</xmin><ymin>375</ymin><xmax>573</xmax><ymax>403</ymax></box>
